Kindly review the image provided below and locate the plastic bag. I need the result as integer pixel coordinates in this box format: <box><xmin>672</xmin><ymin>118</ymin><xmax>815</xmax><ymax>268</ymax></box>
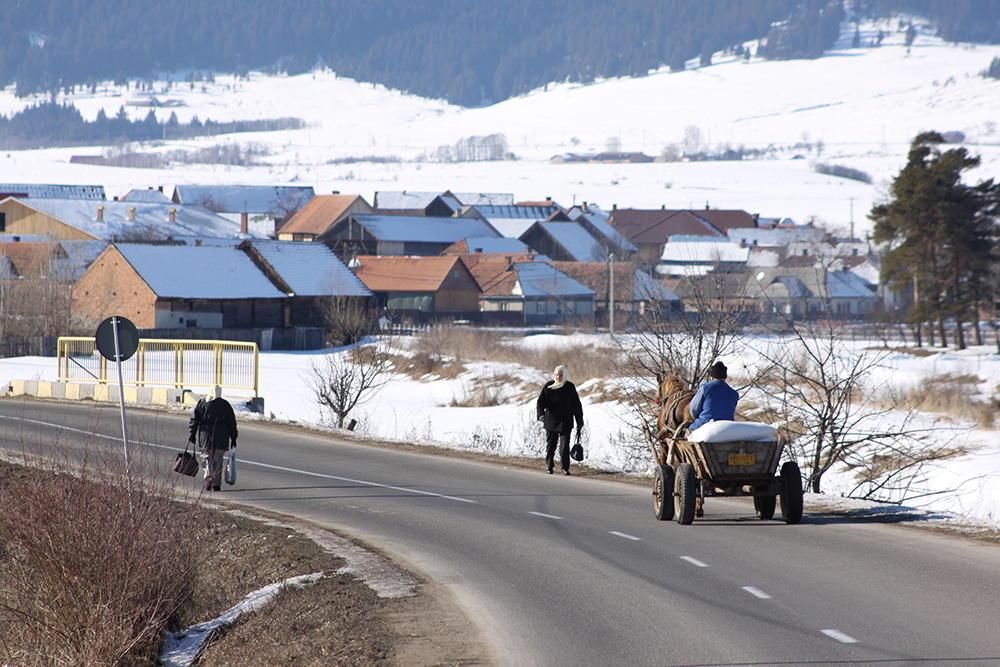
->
<box><xmin>224</xmin><ymin>449</ymin><xmax>237</xmax><ymax>485</ymax></box>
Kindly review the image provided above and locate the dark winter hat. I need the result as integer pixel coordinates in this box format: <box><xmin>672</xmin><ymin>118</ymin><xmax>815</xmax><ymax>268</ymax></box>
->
<box><xmin>708</xmin><ymin>361</ymin><xmax>727</xmax><ymax>379</ymax></box>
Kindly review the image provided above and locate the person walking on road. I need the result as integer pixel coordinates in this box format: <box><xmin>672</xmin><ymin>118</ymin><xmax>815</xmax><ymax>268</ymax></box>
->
<box><xmin>188</xmin><ymin>385</ymin><xmax>238</xmax><ymax>491</ymax></box>
<box><xmin>536</xmin><ymin>365</ymin><xmax>584</xmax><ymax>475</ymax></box>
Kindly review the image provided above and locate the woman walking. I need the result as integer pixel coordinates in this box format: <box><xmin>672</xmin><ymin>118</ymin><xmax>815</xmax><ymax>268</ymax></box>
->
<box><xmin>536</xmin><ymin>365</ymin><xmax>584</xmax><ymax>475</ymax></box>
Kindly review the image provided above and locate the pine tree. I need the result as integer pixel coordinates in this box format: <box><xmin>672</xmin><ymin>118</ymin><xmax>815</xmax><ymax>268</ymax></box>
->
<box><xmin>871</xmin><ymin>132</ymin><xmax>999</xmax><ymax>349</ymax></box>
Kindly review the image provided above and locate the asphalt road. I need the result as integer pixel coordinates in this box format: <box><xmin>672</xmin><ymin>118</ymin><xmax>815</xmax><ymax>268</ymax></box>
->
<box><xmin>3</xmin><ymin>398</ymin><xmax>1000</xmax><ymax>667</ymax></box>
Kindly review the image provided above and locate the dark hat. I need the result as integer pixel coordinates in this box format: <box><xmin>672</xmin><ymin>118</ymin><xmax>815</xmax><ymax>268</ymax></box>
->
<box><xmin>708</xmin><ymin>361</ymin><xmax>727</xmax><ymax>379</ymax></box>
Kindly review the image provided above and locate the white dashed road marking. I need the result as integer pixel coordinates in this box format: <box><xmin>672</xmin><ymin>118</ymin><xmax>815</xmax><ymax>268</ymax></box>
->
<box><xmin>528</xmin><ymin>511</ymin><xmax>562</xmax><ymax>520</ymax></box>
<box><xmin>680</xmin><ymin>556</ymin><xmax>709</xmax><ymax>567</ymax></box>
<box><xmin>609</xmin><ymin>531</ymin><xmax>641</xmax><ymax>541</ymax></box>
<box><xmin>742</xmin><ymin>586</ymin><xmax>772</xmax><ymax>599</ymax></box>
<box><xmin>822</xmin><ymin>629</ymin><xmax>859</xmax><ymax>644</ymax></box>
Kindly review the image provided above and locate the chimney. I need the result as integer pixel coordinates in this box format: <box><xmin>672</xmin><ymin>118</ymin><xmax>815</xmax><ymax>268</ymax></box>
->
<box><xmin>96</xmin><ymin>206</ymin><xmax>104</xmax><ymax>222</ymax></box>
<box><xmin>241</xmin><ymin>212</ymin><xmax>249</xmax><ymax>234</ymax></box>
<box><xmin>169</xmin><ymin>208</ymin><xmax>176</xmax><ymax>223</ymax></box>
<box><xmin>612</xmin><ymin>203</ymin><xmax>617</xmax><ymax>210</ymax></box>
<box><xmin>128</xmin><ymin>206</ymin><xmax>136</xmax><ymax>221</ymax></box>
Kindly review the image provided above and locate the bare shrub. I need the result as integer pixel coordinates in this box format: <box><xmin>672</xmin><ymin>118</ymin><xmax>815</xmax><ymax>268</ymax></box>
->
<box><xmin>448</xmin><ymin>373</ymin><xmax>521</xmax><ymax>407</ymax></box>
<box><xmin>0</xmin><ymin>452</ymin><xmax>203</xmax><ymax>666</ymax></box>
<box><xmin>308</xmin><ymin>337</ymin><xmax>397</xmax><ymax>429</ymax></box>
<box><xmin>890</xmin><ymin>372</ymin><xmax>994</xmax><ymax>427</ymax></box>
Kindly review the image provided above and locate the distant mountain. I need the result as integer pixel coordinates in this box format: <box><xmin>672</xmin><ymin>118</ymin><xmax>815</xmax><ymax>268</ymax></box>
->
<box><xmin>0</xmin><ymin>0</ymin><xmax>810</xmax><ymax>106</ymax></box>
<box><xmin>2</xmin><ymin>0</ymin><xmax>997</xmax><ymax>107</ymax></box>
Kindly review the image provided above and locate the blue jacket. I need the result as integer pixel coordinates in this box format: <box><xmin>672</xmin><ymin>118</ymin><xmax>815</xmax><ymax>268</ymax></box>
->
<box><xmin>689</xmin><ymin>380</ymin><xmax>739</xmax><ymax>431</ymax></box>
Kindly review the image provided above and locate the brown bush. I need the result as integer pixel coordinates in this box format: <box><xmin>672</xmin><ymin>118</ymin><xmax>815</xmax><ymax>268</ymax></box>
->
<box><xmin>0</xmin><ymin>454</ymin><xmax>204</xmax><ymax>666</ymax></box>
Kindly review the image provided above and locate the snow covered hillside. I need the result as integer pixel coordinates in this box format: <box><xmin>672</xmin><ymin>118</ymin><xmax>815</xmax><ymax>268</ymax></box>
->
<box><xmin>2</xmin><ymin>15</ymin><xmax>1000</xmax><ymax>237</ymax></box>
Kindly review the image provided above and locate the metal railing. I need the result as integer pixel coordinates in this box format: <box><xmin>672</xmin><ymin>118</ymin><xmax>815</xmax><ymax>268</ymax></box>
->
<box><xmin>57</xmin><ymin>337</ymin><xmax>259</xmax><ymax>396</ymax></box>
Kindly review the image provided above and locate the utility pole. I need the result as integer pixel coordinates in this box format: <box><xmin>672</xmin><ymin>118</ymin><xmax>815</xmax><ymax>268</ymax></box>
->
<box><xmin>609</xmin><ymin>253</ymin><xmax>615</xmax><ymax>336</ymax></box>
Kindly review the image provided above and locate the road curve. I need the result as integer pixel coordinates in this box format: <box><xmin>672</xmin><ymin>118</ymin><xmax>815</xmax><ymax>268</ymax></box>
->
<box><xmin>2</xmin><ymin>398</ymin><xmax>1000</xmax><ymax>667</ymax></box>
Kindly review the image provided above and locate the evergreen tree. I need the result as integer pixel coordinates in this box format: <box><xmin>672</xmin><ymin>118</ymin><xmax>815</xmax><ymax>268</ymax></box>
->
<box><xmin>871</xmin><ymin>132</ymin><xmax>999</xmax><ymax>349</ymax></box>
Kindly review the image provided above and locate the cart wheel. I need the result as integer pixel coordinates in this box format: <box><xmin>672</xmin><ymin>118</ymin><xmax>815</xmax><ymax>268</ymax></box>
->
<box><xmin>674</xmin><ymin>462</ymin><xmax>696</xmax><ymax>525</ymax></box>
<box><xmin>779</xmin><ymin>461</ymin><xmax>804</xmax><ymax>524</ymax></box>
<box><xmin>754</xmin><ymin>493</ymin><xmax>776</xmax><ymax>520</ymax></box>
<box><xmin>653</xmin><ymin>465</ymin><xmax>675</xmax><ymax>521</ymax></box>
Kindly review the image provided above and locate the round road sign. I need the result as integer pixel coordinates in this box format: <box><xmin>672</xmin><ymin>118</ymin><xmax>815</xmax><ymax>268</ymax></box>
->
<box><xmin>95</xmin><ymin>316</ymin><xmax>139</xmax><ymax>362</ymax></box>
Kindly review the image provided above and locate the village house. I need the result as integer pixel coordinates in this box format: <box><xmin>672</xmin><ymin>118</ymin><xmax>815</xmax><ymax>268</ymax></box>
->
<box><xmin>326</xmin><ymin>214</ymin><xmax>500</xmax><ymax>258</ymax></box>
<box><xmin>172</xmin><ymin>184</ymin><xmax>316</xmax><ymax>237</ymax></box>
<box><xmin>72</xmin><ymin>243</ymin><xmax>288</xmax><ymax>331</ymax></box>
<box><xmin>468</xmin><ymin>258</ymin><xmax>596</xmax><ymax>325</ymax></box>
<box><xmin>549</xmin><ymin>261</ymin><xmax>681</xmax><ymax>326</ymax></box>
<box><xmin>275</xmin><ymin>193</ymin><xmax>373</xmax><ymax>241</ymax></box>
<box><xmin>0</xmin><ymin>197</ymin><xmax>253</xmax><ymax>241</ymax></box>
<box><xmin>351</xmin><ymin>255</ymin><xmax>482</xmax><ymax>322</ymax></box>
<box><xmin>237</xmin><ymin>240</ymin><xmax>372</xmax><ymax>329</ymax></box>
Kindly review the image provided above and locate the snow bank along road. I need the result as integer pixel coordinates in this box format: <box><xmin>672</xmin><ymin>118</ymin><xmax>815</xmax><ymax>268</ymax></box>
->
<box><xmin>3</xmin><ymin>399</ymin><xmax>1000</xmax><ymax>667</ymax></box>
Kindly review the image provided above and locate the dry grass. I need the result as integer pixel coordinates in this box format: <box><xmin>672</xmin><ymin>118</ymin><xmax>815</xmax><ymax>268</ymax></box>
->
<box><xmin>0</xmin><ymin>456</ymin><xmax>201</xmax><ymax>666</ymax></box>
<box><xmin>0</xmin><ymin>454</ymin><xmax>396</xmax><ymax>667</ymax></box>
<box><xmin>890</xmin><ymin>372</ymin><xmax>995</xmax><ymax>427</ymax></box>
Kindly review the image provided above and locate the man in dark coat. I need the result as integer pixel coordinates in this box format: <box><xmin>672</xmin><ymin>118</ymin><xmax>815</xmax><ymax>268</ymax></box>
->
<box><xmin>536</xmin><ymin>365</ymin><xmax>584</xmax><ymax>475</ymax></box>
<box><xmin>689</xmin><ymin>361</ymin><xmax>739</xmax><ymax>431</ymax></box>
<box><xmin>188</xmin><ymin>385</ymin><xmax>238</xmax><ymax>491</ymax></box>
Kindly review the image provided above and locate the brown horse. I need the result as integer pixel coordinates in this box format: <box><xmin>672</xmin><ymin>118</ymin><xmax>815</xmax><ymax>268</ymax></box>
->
<box><xmin>655</xmin><ymin>373</ymin><xmax>694</xmax><ymax>437</ymax></box>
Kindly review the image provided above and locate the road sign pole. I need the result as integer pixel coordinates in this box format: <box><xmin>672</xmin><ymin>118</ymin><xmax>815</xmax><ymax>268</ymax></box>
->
<box><xmin>112</xmin><ymin>317</ymin><xmax>134</xmax><ymax>511</ymax></box>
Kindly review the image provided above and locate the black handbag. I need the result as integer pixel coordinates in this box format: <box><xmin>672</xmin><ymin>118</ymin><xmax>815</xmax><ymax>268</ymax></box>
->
<box><xmin>570</xmin><ymin>432</ymin><xmax>584</xmax><ymax>462</ymax></box>
<box><xmin>174</xmin><ymin>444</ymin><xmax>199</xmax><ymax>477</ymax></box>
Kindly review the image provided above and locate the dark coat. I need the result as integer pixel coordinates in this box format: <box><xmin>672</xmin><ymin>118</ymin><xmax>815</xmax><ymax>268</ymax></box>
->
<box><xmin>189</xmin><ymin>397</ymin><xmax>239</xmax><ymax>451</ymax></box>
<box><xmin>536</xmin><ymin>380</ymin><xmax>584</xmax><ymax>434</ymax></box>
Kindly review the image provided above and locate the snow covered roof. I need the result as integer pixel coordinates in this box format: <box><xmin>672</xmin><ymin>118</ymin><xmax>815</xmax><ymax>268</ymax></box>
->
<box><xmin>575</xmin><ymin>212</ymin><xmax>638</xmax><ymax>253</ymax></box>
<box><xmin>512</xmin><ymin>262</ymin><xmax>595</xmax><ymax>298</ymax></box>
<box><xmin>352</xmin><ymin>214</ymin><xmax>499</xmax><ymax>243</ymax></box>
<box><xmin>472</xmin><ymin>204</ymin><xmax>558</xmax><ymax>219</ymax></box>
<box><xmin>728</xmin><ymin>226</ymin><xmax>826</xmax><ymax>246</ymax></box>
<box><xmin>114</xmin><ymin>244</ymin><xmax>286</xmax><ymax>299</ymax></box>
<box><xmin>373</xmin><ymin>191</ymin><xmax>461</xmax><ymax>214</ymax></box>
<box><xmin>0</xmin><ymin>183</ymin><xmax>105</xmax><ymax>200</ymax></box>
<box><xmin>453</xmin><ymin>193</ymin><xmax>515</xmax><ymax>206</ymax></box>
<box><xmin>9</xmin><ymin>198</ymin><xmax>256</xmax><ymax>240</ymax></box>
<box><xmin>245</xmin><ymin>241</ymin><xmax>371</xmax><ymax>297</ymax></box>
<box><xmin>122</xmin><ymin>188</ymin><xmax>173</xmax><ymax>203</ymax></box>
<box><xmin>488</xmin><ymin>218</ymin><xmax>541</xmax><ymax>239</ymax></box>
<box><xmin>661</xmin><ymin>241</ymin><xmax>751</xmax><ymax>264</ymax></box>
<box><xmin>173</xmin><ymin>185</ymin><xmax>315</xmax><ymax>215</ymax></box>
<box><xmin>532</xmin><ymin>221</ymin><xmax>607</xmax><ymax>262</ymax></box>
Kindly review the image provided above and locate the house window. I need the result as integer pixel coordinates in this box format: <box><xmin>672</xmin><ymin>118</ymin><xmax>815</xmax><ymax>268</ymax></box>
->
<box><xmin>0</xmin><ymin>212</ymin><xmax>5</xmax><ymax>232</ymax></box>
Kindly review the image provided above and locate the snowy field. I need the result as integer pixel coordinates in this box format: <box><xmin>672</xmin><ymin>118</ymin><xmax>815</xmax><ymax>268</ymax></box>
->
<box><xmin>2</xmin><ymin>16</ymin><xmax>1000</xmax><ymax>238</ymax></box>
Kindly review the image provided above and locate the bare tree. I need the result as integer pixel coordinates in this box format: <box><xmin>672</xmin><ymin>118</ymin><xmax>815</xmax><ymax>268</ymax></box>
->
<box><xmin>307</xmin><ymin>334</ymin><xmax>396</xmax><ymax>429</ymax></box>
<box><xmin>610</xmin><ymin>259</ymin><xmax>753</xmax><ymax>464</ymax></box>
<box><xmin>749</xmin><ymin>316</ymin><xmax>949</xmax><ymax>496</ymax></box>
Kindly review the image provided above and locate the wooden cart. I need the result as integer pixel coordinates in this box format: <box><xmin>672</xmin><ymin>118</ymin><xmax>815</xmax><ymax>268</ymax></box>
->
<box><xmin>648</xmin><ymin>423</ymin><xmax>803</xmax><ymax>525</ymax></box>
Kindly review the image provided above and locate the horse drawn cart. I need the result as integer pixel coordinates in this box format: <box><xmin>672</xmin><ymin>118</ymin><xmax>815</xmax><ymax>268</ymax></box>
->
<box><xmin>648</xmin><ymin>421</ymin><xmax>804</xmax><ymax>525</ymax></box>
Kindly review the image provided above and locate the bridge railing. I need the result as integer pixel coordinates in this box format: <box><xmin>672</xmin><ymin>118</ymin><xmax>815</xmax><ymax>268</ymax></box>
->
<box><xmin>57</xmin><ymin>337</ymin><xmax>259</xmax><ymax>397</ymax></box>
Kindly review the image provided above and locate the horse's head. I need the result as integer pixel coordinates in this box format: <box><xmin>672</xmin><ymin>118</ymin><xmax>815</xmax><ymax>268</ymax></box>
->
<box><xmin>655</xmin><ymin>373</ymin><xmax>687</xmax><ymax>405</ymax></box>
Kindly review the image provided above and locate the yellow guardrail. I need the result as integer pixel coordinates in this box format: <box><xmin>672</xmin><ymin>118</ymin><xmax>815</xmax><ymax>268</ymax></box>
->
<box><xmin>57</xmin><ymin>337</ymin><xmax>259</xmax><ymax>397</ymax></box>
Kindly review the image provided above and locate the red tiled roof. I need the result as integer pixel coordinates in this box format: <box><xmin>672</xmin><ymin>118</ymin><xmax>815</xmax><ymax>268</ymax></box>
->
<box><xmin>352</xmin><ymin>255</ymin><xmax>465</xmax><ymax>291</ymax></box>
<box><xmin>279</xmin><ymin>195</ymin><xmax>368</xmax><ymax>236</ymax></box>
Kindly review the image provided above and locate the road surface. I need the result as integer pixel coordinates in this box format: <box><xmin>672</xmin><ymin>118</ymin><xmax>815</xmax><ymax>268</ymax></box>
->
<box><xmin>2</xmin><ymin>399</ymin><xmax>999</xmax><ymax>667</ymax></box>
